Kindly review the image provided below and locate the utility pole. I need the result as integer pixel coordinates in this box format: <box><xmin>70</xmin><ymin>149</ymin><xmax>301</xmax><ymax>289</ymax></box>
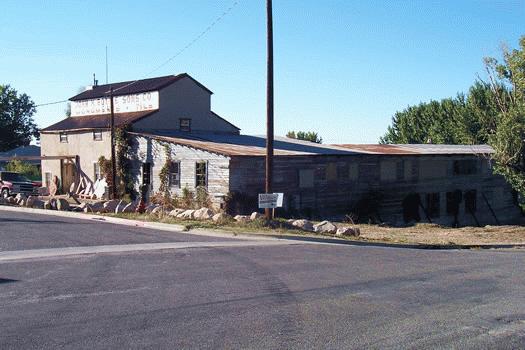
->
<box><xmin>265</xmin><ymin>0</ymin><xmax>274</xmax><ymax>220</ymax></box>
<box><xmin>109</xmin><ymin>87</ymin><xmax>117</xmax><ymax>199</ymax></box>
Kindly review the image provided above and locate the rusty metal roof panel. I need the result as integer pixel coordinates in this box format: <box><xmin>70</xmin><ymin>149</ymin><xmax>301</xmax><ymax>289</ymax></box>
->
<box><xmin>334</xmin><ymin>144</ymin><xmax>493</xmax><ymax>155</ymax></box>
<box><xmin>41</xmin><ymin>111</ymin><xmax>156</xmax><ymax>132</ymax></box>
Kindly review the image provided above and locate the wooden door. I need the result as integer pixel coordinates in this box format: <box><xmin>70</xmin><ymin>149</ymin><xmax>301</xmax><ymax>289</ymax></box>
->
<box><xmin>61</xmin><ymin>160</ymin><xmax>76</xmax><ymax>193</ymax></box>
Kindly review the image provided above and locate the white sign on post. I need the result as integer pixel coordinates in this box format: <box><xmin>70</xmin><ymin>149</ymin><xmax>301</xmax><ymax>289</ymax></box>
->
<box><xmin>258</xmin><ymin>193</ymin><xmax>284</xmax><ymax>209</ymax></box>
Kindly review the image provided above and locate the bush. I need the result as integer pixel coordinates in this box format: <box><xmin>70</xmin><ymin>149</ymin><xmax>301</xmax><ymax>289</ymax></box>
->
<box><xmin>5</xmin><ymin>160</ymin><xmax>40</xmax><ymax>180</ymax></box>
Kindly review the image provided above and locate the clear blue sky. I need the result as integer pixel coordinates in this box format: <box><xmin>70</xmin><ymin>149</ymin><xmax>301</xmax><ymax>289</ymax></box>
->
<box><xmin>1</xmin><ymin>0</ymin><xmax>524</xmax><ymax>143</ymax></box>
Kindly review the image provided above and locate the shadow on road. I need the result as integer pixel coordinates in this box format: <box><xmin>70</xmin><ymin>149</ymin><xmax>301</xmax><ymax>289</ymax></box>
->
<box><xmin>0</xmin><ymin>278</ymin><xmax>19</xmax><ymax>284</ymax></box>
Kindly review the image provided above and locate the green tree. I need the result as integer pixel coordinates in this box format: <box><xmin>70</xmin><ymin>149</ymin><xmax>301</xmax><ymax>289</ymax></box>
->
<box><xmin>485</xmin><ymin>36</ymin><xmax>525</xmax><ymax>197</ymax></box>
<box><xmin>0</xmin><ymin>85</ymin><xmax>38</xmax><ymax>151</ymax></box>
<box><xmin>380</xmin><ymin>82</ymin><xmax>503</xmax><ymax>145</ymax></box>
<box><xmin>5</xmin><ymin>159</ymin><xmax>41</xmax><ymax>180</ymax></box>
<box><xmin>286</xmin><ymin>130</ymin><xmax>323</xmax><ymax>143</ymax></box>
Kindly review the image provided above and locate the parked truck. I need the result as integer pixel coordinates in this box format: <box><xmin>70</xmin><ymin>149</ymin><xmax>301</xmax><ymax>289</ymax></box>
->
<box><xmin>0</xmin><ymin>171</ymin><xmax>36</xmax><ymax>198</ymax></box>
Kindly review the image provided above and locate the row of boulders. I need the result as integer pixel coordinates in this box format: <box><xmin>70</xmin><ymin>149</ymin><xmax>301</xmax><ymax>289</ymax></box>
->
<box><xmin>0</xmin><ymin>194</ymin><xmax>359</xmax><ymax>237</ymax></box>
<box><xmin>289</xmin><ymin>219</ymin><xmax>360</xmax><ymax>237</ymax></box>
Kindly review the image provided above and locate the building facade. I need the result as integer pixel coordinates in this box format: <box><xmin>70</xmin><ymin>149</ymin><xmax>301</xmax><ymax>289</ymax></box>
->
<box><xmin>40</xmin><ymin>74</ymin><xmax>522</xmax><ymax>226</ymax></box>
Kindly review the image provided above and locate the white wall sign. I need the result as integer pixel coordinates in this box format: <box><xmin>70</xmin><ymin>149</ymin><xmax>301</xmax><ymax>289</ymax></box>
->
<box><xmin>258</xmin><ymin>193</ymin><xmax>284</xmax><ymax>209</ymax></box>
<box><xmin>71</xmin><ymin>91</ymin><xmax>159</xmax><ymax>117</ymax></box>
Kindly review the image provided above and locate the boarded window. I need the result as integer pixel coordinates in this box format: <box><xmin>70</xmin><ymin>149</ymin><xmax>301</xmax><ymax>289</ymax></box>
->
<box><xmin>337</xmin><ymin>163</ymin><xmax>349</xmax><ymax>179</ymax></box>
<box><xmin>93</xmin><ymin>131</ymin><xmax>103</xmax><ymax>141</ymax></box>
<box><xmin>380</xmin><ymin>161</ymin><xmax>397</xmax><ymax>182</ymax></box>
<box><xmin>169</xmin><ymin>161</ymin><xmax>181</xmax><ymax>188</ymax></box>
<box><xmin>425</xmin><ymin>192</ymin><xmax>440</xmax><ymax>218</ymax></box>
<box><xmin>93</xmin><ymin>163</ymin><xmax>101</xmax><ymax>181</ymax></box>
<box><xmin>59</xmin><ymin>133</ymin><xmax>68</xmax><ymax>143</ymax></box>
<box><xmin>349</xmin><ymin>163</ymin><xmax>359</xmax><ymax>181</ymax></box>
<box><xmin>465</xmin><ymin>189</ymin><xmax>477</xmax><ymax>213</ymax></box>
<box><xmin>180</xmin><ymin>118</ymin><xmax>191</xmax><ymax>132</ymax></box>
<box><xmin>419</xmin><ymin>160</ymin><xmax>448</xmax><ymax>179</ymax></box>
<box><xmin>299</xmin><ymin>169</ymin><xmax>314</xmax><ymax>188</ymax></box>
<box><xmin>453</xmin><ymin>159</ymin><xmax>478</xmax><ymax>175</ymax></box>
<box><xmin>326</xmin><ymin>163</ymin><xmax>337</xmax><ymax>182</ymax></box>
<box><xmin>195</xmin><ymin>161</ymin><xmax>207</xmax><ymax>188</ymax></box>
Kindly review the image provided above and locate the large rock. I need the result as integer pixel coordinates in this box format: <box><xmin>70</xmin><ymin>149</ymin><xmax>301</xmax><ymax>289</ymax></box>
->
<box><xmin>31</xmin><ymin>199</ymin><xmax>45</xmax><ymax>209</ymax></box>
<box><xmin>25</xmin><ymin>196</ymin><xmax>36</xmax><ymax>207</ymax></box>
<box><xmin>234</xmin><ymin>215</ymin><xmax>250</xmax><ymax>223</ymax></box>
<box><xmin>313</xmin><ymin>220</ymin><xmax>337</xmax><ymax>234</ymax></box>
<box><xmin>43</xmin><ymin>200</ymin><xmax>52</xmax><ymax>210</ymax></box>
<box><xmin>122</xmin><ymin>202</ymin><xmax>137</xmax><ymax>213</ymax></box>
<box><xmin>212</xmin><ymin>212</ymin><xmax>231</xmax><ymax>223</ymax></box>
<box><xmin>145</xmin><ymin>204</ymin><xmax>159</xmax><ymax>214</ymax></box>
<box><xmin>292</xmin><ymin>219</ymin><xmax>314</xmax><ymax>232</ymax></box>
<box><xmin>103</xmin><ymin>200</ymin><xmax>120</xmax><ymax>213</ymax></box>
<box><xmin>7</xmin><ymin>196</ymin><xmax>17</xmax><ymax>205</ymax></box>
<box><xmin>179</xmin><ymin>209</ymin><xmax>196</xmax><ymax>220</ymax></box>
<box><xmin>169</xmin><ymin>208</ymin><xmax>185</xmax><ymax>217</ymax></box>
<box><xmin>15</xmin><ymin>193</ymin><xmax>27</xmax><ymax>205</ymax></box>
<box><xmin>150</xmin><ymin>206</ymin><xmax>165</xmax><ymax>216</ymax></box>
<box><xmin>18</xmin><ymin>199</ymin><xmax>26</xmax><ymax>207</ymax></box>
<box><xmin>250</xmin><ymin>212</ymin><xmax>265</xmax><ymax>221</ymax></box>
<box><xmin>49</xmin><ymin>198</ymin><xmax>58</xmax><ymax>210</ymax></box>
<box><xmin>335</xmin><ymin>226</ymin><xmax>360</xmax><ymax>237</ymax></box>
<box><xmin>194</xmin><ymin>207</ymin><xmax>214</xmax><ymax>220</ymax></box>
<box><xmin>56</xmin><ymin>198</ymin><xmax>70</xmax><ymax>211</ymax></box>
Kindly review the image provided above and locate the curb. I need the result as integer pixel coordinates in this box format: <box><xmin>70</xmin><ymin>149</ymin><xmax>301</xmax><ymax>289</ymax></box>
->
<box><xmin>1</xmin><ymin>205</ymin><xmax>525</xmax><ymax>250</ymax></box>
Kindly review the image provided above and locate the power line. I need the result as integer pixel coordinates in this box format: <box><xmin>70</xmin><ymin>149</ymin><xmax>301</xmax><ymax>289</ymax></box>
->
<box><xmin>35</xmin><ymin>99</ymin><xmax>69</xmax><ymax>107</ymax></box>
<box><xmin>35</xmin><ymin>0</ymin><xmax>240</xmax><ymax>106</ymax></box>
<box><xmin>109</xmin><ymin>0</ymin><xmax>240</xmax><ymax>95</ymax></box>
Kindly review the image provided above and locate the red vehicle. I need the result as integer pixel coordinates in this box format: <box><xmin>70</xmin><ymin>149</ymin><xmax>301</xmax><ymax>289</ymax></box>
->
<box><xmin>0</xmin><ymin>171</ymin><xmax>36</xmax><ymax>198</ymax></box>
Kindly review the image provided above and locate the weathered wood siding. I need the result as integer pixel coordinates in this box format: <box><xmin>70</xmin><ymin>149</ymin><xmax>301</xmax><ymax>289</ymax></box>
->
<box><xmin>229</xmin><ymin>154</ymin><xmax>521</xmax><ymax>226</ymax></box>
<box><xmin>130</xmin><ymin>135</ymin><xmax>230</xmax><ymax>208</ymax></box>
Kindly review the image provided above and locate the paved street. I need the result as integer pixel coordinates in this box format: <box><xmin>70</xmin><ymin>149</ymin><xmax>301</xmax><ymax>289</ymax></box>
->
<box><xmin>1</xmin><ymin>211</ymin><xmax>525</xmax><ymax>349</ymax></box>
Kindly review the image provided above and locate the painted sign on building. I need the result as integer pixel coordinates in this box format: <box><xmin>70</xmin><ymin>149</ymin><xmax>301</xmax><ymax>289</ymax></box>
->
<box><xmin>71</xmin><ymin>91</ymin><xmax>159</xmax><ymax>117</ymax></box>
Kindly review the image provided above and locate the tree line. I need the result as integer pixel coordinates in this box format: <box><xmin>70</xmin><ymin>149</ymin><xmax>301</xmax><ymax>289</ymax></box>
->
<box><xmin>381</xmin><ymin>36</ymin><xmax>525</xmax><ymax>198</ymax></box>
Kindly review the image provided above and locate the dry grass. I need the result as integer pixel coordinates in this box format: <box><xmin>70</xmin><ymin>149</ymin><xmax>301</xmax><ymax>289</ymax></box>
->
<box><xmin>355</xmin><ymin>223</ymin><xmax>525</xmax><ymax>245</ymax></box>
<box><xmin>103</xmin><ymin>212</ymin><xmax>525</xmax><ymax>246</ymax></box>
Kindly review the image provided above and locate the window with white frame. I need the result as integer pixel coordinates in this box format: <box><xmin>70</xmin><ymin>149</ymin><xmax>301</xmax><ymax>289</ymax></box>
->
<box><xmin>59</xmin><ymin>133</ymin><xmax>68</xmax><ymax>143</ymax></box>
<box><xmin>195</xmin><ymin>161</ymin><xmax>207</xmax><ymax>188</ymax></box>
<box><xmin>169</xmin><ymin>161</ymin><xmax>181</xmax><ymax>188</ymax></box>
<box><xmin>93</xmin><ymin>131</ymin><xmax>103</xmax><ymax>141</ymax></box>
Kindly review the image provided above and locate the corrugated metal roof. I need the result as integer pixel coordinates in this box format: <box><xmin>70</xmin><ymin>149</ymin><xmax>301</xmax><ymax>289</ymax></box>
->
<box><xmin>335</xmin><ymin>144</ymin><xmax>494</xmax><ymax>155</ymax></box>
<box><xmin>131</xmin><ymin>131</ymin><xmax>494</xmax><ymax>157</ymax></box>
<box><xmin>41</xmin><ymin>111</ymin><xmax>156</xmax><ymax>132</ymax></box>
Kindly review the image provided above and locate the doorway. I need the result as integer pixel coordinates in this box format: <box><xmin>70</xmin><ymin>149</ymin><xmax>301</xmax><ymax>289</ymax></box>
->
<box><xmin>61</xmin><ymin>159</ymin><xmax>76</xmax><ymax>193</ymax></box>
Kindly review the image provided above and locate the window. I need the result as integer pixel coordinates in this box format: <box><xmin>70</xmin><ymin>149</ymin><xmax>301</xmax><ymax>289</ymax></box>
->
<box><xmin>195</xmin><ymin>161</ymin><xmax>207</xmax><ymax>188</ymax></box>
<box><xmin>337</xmin><ymin>164</ymin><xmax>349</xmax><ymax>180</ymax></box>
<box><xmin>426</xmin><ymin>192</ymin><xmax>441</xmax><ymax>218</ymax></box>
<box><xmin>93</xmin><ymin>131</ymin><xmax>103</xmax><ymax>141</ymax></box>
<box><xmin>465</xmin><ymin>190</ymin><xmax>477</xmax><ymax>213</ymax></box>
<box><xmin>180</xmin><ymin>118</ymin><xmax>191</xmax><ymax>132</ymax></box>
<box><xmin>446</xmin><ymin>190</ymin><xmax>462</xmax><ymax>215</ymax></box>
<box><xmin>380</xmin><ymin>161</ymin><xmax>397</xmax><ymax>182</ymax></box>
<box><xmin>45</xmin><ymin>172</ymin><xmax>52</xmax><ymax>188</ymax></box>
<box><xmin>142</xmin><ymin>163</ymin><xmax>151</xmax><ymax>185</ymax></box>
<box><xmin>93</xmin><ymin>163</ymin><xmax>101</xmax><ymax>181</ymax></box>
<box><xmin>169</xmin><ymin>161</ymin><xmax>181</xmax><ymax>188</ymax></box>
<box><xmin>453</xmin><ymin>160</ymin><xmax>478</xmax><ymax>175</ymax></box>
<box><xmin>59</xmin><ymin>133</ymin><xmax>68</xmax><ymax>143</ymax></box>
<box><xmin>299</xmin><ymin>169</ymin><xmax>314</xmax><ymax>188</ymax></box>
<box><xmin>326</xmin><ymin>163</ymin><xmax>337</xmax><ymax>182</ymax></box>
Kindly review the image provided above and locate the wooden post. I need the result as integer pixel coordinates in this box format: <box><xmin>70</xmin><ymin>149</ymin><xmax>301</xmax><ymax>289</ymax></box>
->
<box><xmin>265</xmin><ymin>0</ymin><xmax>274</xmax><ymax>220</ymax></box>
<box><xmin>109</xmin><ymin>87</ymin><xmax>117</xmax><ymax>199</ymax></box>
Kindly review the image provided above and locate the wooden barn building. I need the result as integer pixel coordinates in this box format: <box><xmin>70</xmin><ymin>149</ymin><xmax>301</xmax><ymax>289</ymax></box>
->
<box><xmin>40</xmin><ymin>74</ymin><xmax>521</xmax><ymax>226</ymax></box>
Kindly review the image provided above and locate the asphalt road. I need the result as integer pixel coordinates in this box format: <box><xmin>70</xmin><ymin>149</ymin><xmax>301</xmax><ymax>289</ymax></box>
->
<box><xmin>1</xmin><ymin>210</ymin><xmax>525</xmax><ymax>349</ymax></box>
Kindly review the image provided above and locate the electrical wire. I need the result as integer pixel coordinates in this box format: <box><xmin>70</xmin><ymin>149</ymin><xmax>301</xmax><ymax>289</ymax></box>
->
<box><xmin>36</xmin><ymin>0</ymin><xmax>241</xmax><ymax>108</ymax></box>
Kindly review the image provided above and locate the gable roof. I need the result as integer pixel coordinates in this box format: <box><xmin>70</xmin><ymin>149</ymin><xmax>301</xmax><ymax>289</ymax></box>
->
<box><xmin>211</xmin><ymin>111</ymin><xmax>240</xmax><ymax>131</ymax></box>
<box><xmin>69</xmin><ymin>73</ymin><xmax>212</xmax><ymax>101</ymax></box>
<box><xmin>41</xmin><ymin>111</ymin><xmax>156</xmax><ymax>132</ymax></box>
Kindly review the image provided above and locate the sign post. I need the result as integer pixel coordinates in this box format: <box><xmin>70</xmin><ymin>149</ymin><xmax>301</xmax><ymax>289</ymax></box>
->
<box><xmin>258</xmin><ymin>193</ymin><xmax>283</xmax><ymax>219</ymax></box>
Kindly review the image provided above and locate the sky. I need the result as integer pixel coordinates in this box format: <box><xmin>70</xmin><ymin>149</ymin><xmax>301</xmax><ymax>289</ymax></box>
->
<box><xmin>1</xmin><ymin>0</ymin><xmax>524</xmax><ymax>144</ymax></box>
